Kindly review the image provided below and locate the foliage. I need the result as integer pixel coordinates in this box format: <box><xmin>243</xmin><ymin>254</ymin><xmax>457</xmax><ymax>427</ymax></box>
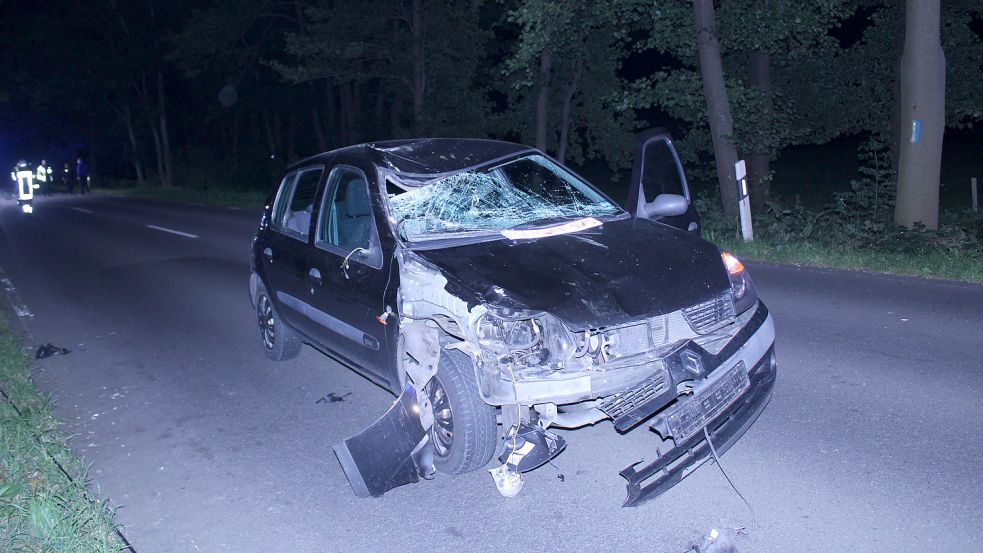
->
<box><xmin>700</xmin><ymin>135</ymin><xmax>983</xmax><ymax>259</ymax></box>
<box><xmin>499</xmin><ymin>0</ymin><xmax>635</xmax><ymax>170</ymax></box>
<box><xmin>0</xmin><ymin>0</ymin><xmax>981</xmax><ymax>199</ymax></box>
<box><xmin>0</xmin><ymin>323</ymin><xmax>125</xmax><ymax>552</ymax></box>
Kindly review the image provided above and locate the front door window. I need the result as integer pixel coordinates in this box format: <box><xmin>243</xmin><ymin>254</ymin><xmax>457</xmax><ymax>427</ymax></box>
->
<box><xmin>641</xmin><ymin>138</ymin><xmax>687</xmax><ymax>203</ymax></box>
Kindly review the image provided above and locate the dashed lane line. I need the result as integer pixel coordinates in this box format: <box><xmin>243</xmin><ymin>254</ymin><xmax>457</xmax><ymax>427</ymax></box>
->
<box><xmin>145</xmin><ymin>224</ymin><xmax>198</xmax><ymax>239</ymax></box>
<box><xmin>70</xmin><ymin>207</ymin><xmax>93</xmax><ymax>213</ymax></box>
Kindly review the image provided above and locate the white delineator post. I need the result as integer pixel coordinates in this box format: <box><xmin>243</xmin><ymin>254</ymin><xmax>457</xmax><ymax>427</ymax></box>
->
<box><xmin>735</xmin><ymin>159</ymin><xmax>753</xmax><ymax>242</ymax></box>
<box><xmin>972</xmin><ymin>177</ymin><xmax>978</xmax><ymax>212</ymax></box>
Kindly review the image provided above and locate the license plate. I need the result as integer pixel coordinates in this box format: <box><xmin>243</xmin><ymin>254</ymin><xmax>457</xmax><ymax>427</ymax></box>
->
<box><xmin>666</xmin><ymin>361</ymin><xmax>749</xmax><ymax>442</ymax></box>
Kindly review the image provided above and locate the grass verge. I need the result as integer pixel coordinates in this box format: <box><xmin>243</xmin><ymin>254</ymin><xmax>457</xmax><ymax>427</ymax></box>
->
<box><xmin>95</xmin><ymin>184</ymin><xmax>267</xmax><ymax>211</ymax></box>
<box><xmin>711</xmin><ymin>233</ymin><xmax>983</xmax><ymax>284</ymax></box>
<box><xmin>0</xmin><ymin>321</ymin><xmax>126</xmax><ymax>552</ymax></box>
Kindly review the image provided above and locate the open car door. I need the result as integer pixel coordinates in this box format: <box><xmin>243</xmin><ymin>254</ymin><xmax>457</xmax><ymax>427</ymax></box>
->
<box><xmin>626</xmin><ymin>129</ymin><xmax>701</xmax><ymax>234</ymax></box>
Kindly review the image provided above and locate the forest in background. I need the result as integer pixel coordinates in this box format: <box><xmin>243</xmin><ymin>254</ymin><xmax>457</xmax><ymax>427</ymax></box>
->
<box><xmin>0</xmin><ymin>1</ymin><xmax>981</xmax><ymax>225</ymax></box>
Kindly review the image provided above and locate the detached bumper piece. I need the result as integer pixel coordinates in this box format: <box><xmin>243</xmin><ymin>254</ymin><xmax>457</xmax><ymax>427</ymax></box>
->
<box><xmin>620</xmin><ymin>347</ymin><xmax>776</xmax><ymax>507</ymax></box>
<box><xmin>334</xmin><ymin>384</ymin><xmax>432</xmax><ymax>498</ymax></box>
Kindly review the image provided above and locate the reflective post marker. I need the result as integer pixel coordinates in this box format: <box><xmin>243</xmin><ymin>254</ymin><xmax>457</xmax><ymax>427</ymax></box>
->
<box><xmin>735</xmin><ymin>160</ymin><xmax>753</xmax><ymax>242</ymax></box>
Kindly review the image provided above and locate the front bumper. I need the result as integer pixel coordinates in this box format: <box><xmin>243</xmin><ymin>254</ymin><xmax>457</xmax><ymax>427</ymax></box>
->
<box><xmin>620</xmin><ymin>342</ymin><xmax>777</xmax><ymax>507</ymax></box>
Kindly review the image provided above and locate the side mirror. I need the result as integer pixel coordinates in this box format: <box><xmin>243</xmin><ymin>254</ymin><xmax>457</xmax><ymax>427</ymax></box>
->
<box><xmin>643</xmin><ymin>194</ymin><xmax>689</xmax><ymax>218</ymax></box>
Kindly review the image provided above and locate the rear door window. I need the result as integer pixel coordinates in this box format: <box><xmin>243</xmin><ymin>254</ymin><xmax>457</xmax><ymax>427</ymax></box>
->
<box><xmin>271</xmin><ymin>167</ymin><xmax>324</xmax><ymax>241</ymax></box>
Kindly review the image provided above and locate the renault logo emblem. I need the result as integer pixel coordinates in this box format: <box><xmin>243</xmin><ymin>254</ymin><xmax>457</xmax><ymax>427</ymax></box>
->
<box><xmin>680</xmin><ymin>350</ymin><xmax>704</xmax><ymax>376</ymax></box>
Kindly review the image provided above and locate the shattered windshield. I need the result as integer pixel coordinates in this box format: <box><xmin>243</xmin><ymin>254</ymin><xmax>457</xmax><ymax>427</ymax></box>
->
<box><xmin>388</xmin><ymin>154</ymin><xmax>622</xmax><ymax>242</ymax></box>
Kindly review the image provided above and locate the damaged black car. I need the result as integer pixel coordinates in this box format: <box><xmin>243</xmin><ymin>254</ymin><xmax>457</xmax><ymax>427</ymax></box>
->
<box><xmin>249</xmin><ymin>133</ymin><xmax>777</xmax><ymax>506</ymax></box>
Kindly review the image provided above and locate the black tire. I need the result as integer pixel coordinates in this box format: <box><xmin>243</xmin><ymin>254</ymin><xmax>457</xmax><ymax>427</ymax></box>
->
<box><xmin>427</xmin><ymin>350</ymin><xmax>497</xmax><ymax>474</ymax></box>
<box><xmin>255</xmin><ymin>284</ymin><xmax>301</xmax><ymax>361</ymax></box>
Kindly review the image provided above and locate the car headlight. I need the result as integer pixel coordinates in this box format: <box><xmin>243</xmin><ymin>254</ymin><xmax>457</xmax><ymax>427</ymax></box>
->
<box><xmin>475</xmin><ymin>310</ymin><xmax>575</xmax><ymax>376</ymax></box>
<box><xmin>721</xmin><ymin>252</ymin><xmax>757</xmax><ymax>314</ymax></box>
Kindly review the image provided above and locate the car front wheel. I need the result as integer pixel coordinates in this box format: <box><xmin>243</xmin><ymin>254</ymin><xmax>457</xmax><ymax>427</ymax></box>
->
<box><xmin>255</xmin><ymin>285</ymin><xmax>301</xmax><ymax>361</ymax></box>
<box><xmin>427</xmin><ymin>350</ymin><xmax>497</xmax><ymax>474</ymax></box>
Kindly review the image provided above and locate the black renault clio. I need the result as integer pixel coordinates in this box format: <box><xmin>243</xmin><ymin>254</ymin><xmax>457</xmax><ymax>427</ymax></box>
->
<box><xmin>249</xmin><ymin>134</ymin><xmax>776</xmax><ymax>505</ymax></box>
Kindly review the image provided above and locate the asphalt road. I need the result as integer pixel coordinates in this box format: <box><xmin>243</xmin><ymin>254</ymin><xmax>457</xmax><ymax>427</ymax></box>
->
<box><xmin>1</xmin><ymin>194</ymin><xmax>981</xmax><ymax>553</ymax></box>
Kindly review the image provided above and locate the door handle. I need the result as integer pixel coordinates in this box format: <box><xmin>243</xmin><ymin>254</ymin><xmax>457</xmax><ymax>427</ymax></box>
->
<box><xmin>308</xmin><ymin>267</ymin><xmax>323</xmax><ymax>285</ymax></box>
<box><xmin>263</xmin><ymin>247</ymin><xmax>273</xmax><ymax>261</ymax></box>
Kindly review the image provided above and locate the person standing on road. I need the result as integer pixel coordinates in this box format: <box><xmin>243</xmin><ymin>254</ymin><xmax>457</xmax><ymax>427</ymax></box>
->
<box><xmin>11</xmin><ymin>160</ymin><xmax>34</xmax><ymax>202</ymax></box>
<box><xmin>76</xmin><ymin>157</ymin><xmax>90</xmax><ymax>194</ymax></box>
<box><xmin>35</xmin><ymin>159</ymin><xmax>53</xmax><ymax>196</ymax></box>
<box><xmin>63</xmin><ymin>162</ymin><xmax>73</xmax><ymax>193</ymax></box>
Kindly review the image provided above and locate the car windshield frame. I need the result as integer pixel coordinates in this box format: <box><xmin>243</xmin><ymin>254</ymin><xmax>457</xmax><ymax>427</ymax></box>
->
<box><xmin>382</xmin><ymin>153</ymin><xmax>627</xmax><ymax>248</ymax></box>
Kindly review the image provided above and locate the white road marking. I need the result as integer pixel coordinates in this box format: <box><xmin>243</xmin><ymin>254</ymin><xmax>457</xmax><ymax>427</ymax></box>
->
<box><xmin>146</xmin><ymin>224</ymin><xmax>198</xmax><ymax>239</ymax></box>
<box><xmin>71</xmin><ymin>207</ymin><xmax>93</xmax><ymax>213</ymax></box>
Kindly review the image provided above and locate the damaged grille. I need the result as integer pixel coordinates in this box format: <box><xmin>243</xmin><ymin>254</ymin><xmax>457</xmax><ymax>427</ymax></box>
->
<box><xmin>597</xmin><ymin>366</ymin><xmax>673</xmax><ymax>431</ymax></box>
<box><xmin>682</xmin><ymin>292</ymin><xmax>735</xmax><ymax>334</ymax></box>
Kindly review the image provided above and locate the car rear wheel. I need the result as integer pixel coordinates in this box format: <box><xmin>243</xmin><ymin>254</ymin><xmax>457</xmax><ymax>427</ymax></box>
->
<box><xmin>255</xmin><ymin>285</ymin><xmax>301</xmax><ymax>361</ymax></box>
<box><xmin>427</xmin><ymin>350</ymin><xmax>497</xmax><ymax>474</ymax></box>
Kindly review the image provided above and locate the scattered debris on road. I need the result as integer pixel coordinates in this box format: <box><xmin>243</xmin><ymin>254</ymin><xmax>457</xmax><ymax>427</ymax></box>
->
<box><xmin>35</xmin><ymin>342</ymin><xmax>70</xmax><ymax>359</ymax></box>
<box><xmin>687</xmin><ymin>527</ymin><xmax>741</xmax><ymax>553</ymax></box>
<box><xmin>315</xmin><ymin>392</ymin><xmax>351</xmax><ymax>404</ymax></box>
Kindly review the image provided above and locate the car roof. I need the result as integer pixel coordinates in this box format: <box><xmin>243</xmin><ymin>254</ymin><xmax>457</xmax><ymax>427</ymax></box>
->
<box><xmin>287</xmin><ymin>138</ymin><xmax>536</xmax><ymax>178</ymax></box>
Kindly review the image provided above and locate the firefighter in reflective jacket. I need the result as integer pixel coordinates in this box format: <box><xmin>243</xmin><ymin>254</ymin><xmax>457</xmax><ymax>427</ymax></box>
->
<box><xmin>11</xmin><ymin>160</ymin><xmax>34</xmax><ymax>213</ymax></box>
<box><xmin>35</xmin><ymin>159</ymin><xmax>52</xmax><ymax>195</ymax></box>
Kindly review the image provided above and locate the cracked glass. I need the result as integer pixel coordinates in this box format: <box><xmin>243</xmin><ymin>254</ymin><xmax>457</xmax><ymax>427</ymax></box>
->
<box><xmin>388</xmin><ymin>154</ymin><xmax>621</xmax><ymax>242</ymax></box>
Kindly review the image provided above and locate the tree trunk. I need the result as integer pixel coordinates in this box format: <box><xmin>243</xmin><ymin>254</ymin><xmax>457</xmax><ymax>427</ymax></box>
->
<box><xmin>150</xmin><ymin>119</ymin><xmax>165</xmax><ymax>186</ymax></box>
<box><xmin>232</xmin><ymin>113</ymin><xmax>240</xmax><ymax>161</ymax></box>
<box><xmin>273</xmin><ymin>111</ymin><xmax>284</xmax><ymax>155</ymax></box>
<box><xmin>122</xmin><ymin>104</ymin><xmax>145</xmax><ymax>186</ymax></box>
<box><xmin>351</xmin><ymin>81</ymin><xmax>361</xmax><ymax>144</ymax></box>
<box><xmin>411</xmin><ymin>0</ymin><xmax>425</xmax><ymax>133</ymax></box>
<box><xmin>535</xmin><ymin>47</ymin><xmax>552</xmax><ymax>153</ymax></box>
<box><xmin>895</xmin><ymin>0</ymin><xmax>945</xmax><ymax>230</ymax></box>
<box><xmin>312</xmin><ymin>105</ymin><xmax>327</xmax><ymax>152</ymax></box>
<box><xmin>287</xmin><ymin>110</ymin><xmax>297</xmax><ymax>161</ymax></box>
<box><xmin>558</xmin><ymin>36</ymin><xmax>583</xmax><ymax>165</ymax></box>
<box><xmin>693</xmin><ymin>0</ymin><xmax>739</xmax><ymax>217</ymax></box>
<box><xmin>390</xmin><ymin>97</ymin><xmax>400</xmax><ymax>137</ymax></box>
<box><xmin>156</xmin><ymin>71</ymin><xmax>173</xmax><ymax>187</ymax></box>
<box><xmin>310</xmin><ymin>82</ymin><xmax>327</xmax><ymax>152</ymax></box>
<box><xmin>339</xmin><ymin>82</ymin><xmax>353</xmax><ymax>145</ymax></box>
<box><xmin>262</xmin><ymin>111</ymin><xmax>276</xmax><ymax>158</ymax></box>
<box><xmin>747</xmin><ymin>49</ymin><xmax>772</xmax><ymax>210</ymax></box>
<box><xmin>374</xmin><ymin>82</ymin><xmax>386</xmax><ymax>139</ymax></box>
<box><xmin>325</xmin><ymin>81</ymin><xmax>338</xmax><ymax>146</ymax></box>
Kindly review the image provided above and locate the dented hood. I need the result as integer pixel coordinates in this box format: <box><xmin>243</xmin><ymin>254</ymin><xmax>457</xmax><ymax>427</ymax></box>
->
<box><xmin>412</xmin><ymin>217</ymin><xmax>730</xmax><ymax>330</ymax></box>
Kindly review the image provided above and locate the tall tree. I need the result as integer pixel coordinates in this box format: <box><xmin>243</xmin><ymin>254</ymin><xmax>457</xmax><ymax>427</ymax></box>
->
<box><xmin>693</xmin><ymin>0</ymin><xmax>739</xmax><ymax>215</ymax></box>
<box><xmin>894</xmin><ymin>0</ymin><xmax>945</xmax><ymax>229</ymax></box>
<box><xmin>503</xmin><ymin>0</ymin><xmax>633</xmax><ymax>168</ymax></box>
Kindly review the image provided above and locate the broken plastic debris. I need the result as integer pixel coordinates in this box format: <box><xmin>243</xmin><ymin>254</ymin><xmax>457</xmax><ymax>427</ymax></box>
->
<box><xmin>489</xmin><ymin>423</ymin><xmax>567</xmax><ymax>498</ymax></box>
<box><xmin>35</xmin><ymin>343</ymin><xmax>70</xmax><ymax>359</ymax></box>
<box><xmin>315</xmin><ymin>392</ymin><xmax>351</xmax><ymax>404</ymax></box>
<box><xmin>692</xmin><ymin>526</ymin><xmax>742</xmax><ymax>553</ymax></box>
<box><xmin>488</xmin><ymin>463</ymin><xmax>524</xmax><ymax>497</ymax></box>
<box><xmin>498</xmin><ymin>422</ymin><xmax>567</xmax><ymax>473</ymax></box>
